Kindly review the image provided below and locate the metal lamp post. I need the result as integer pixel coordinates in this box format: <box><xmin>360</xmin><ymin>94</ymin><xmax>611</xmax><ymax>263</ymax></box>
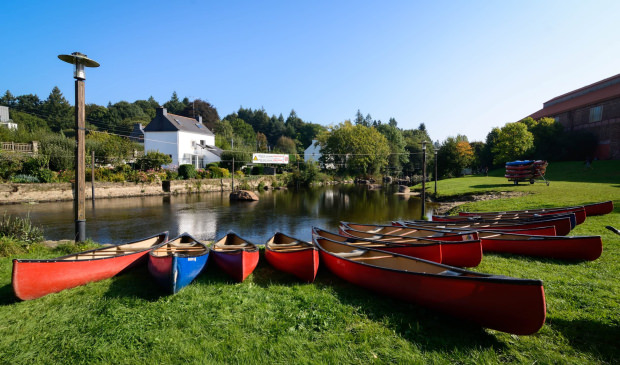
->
<box><xmin>434</xmin><ymin>148</ymin><xmax>438</xmax><ymax>194</ymax></box>
<box><xmin>58</xmin><ymin>52</ymin><xmax>100</xmax><ymax>242</ymax></box>
<box><xmin>421</xmin><ymin>141</ymin><xmax>426</xmax><ymax>220</ymax></box>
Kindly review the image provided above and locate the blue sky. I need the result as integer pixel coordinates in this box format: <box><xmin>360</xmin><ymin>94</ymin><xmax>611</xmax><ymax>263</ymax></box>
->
<box><xmin>2</xmin><ymin>0</ymin><xmax>619</xmax><ymax>143</ymax></box>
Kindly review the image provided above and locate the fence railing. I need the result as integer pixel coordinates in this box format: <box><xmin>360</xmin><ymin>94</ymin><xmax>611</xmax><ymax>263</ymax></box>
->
<box><xmin>0</xmin><ymin>141</ymin><xmax>38</xmax><ymax>154</ymax></box>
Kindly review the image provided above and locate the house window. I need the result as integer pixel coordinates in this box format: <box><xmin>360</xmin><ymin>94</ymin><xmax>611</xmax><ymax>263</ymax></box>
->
<box><xmin>589</xmin><ymin>106</ymin><xmax>603</xmax><ymax>122</ymax></box>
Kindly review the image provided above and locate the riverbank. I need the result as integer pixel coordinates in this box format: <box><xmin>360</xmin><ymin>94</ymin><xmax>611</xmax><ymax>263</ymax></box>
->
<box><xmin>0</xmin><ymin>177</ymin><xmax>277</xmax><ymax>205</ymax></box>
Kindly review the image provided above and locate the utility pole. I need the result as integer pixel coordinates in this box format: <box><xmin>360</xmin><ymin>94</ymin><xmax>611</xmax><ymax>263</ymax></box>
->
<box><xmin>434</xmin><ymin>149</ymin><xmax>438</xmax><ymax>195</ymax></box>
<box><xmin>58</xmin><ymin>52</ymin><xmax>99</xmax><ymax>242</ymax></box>
<box><xmin>231</xmin><ymin>138</ymin><xmax>234</xmax><ymax>191</ymax></box>
<box><xmin>421</xmin><ymin>141</ymin><xmax>427</xmax><ymax>220</ymax></box>
<box><xmin>91</xmin><ymin>150</ymin><xmax>95</xmax><ymax>202</ymax></box>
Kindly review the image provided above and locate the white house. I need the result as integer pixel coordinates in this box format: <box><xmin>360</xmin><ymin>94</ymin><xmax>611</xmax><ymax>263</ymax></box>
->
<box><xmin>144</xmin><ymin>107</ymin><xmax>221</xmax><ymax>169</ymax></box>
<box><xmin>0</xmin><ymin>106</ymin><xmax>17</xmax><ymax>130</ymax></box>
<box><xmin>304</xmin><ymin>139</ymin><xmax>321</xmax><ymax>162</ymax></box>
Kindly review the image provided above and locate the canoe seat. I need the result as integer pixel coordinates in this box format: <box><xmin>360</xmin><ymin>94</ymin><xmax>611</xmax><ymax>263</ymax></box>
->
<box><xmin>439</xmin><ymin>270</ymin><xmax>462</xmax><ymax>276</ymax></box>
<box><xmin>271</xmin><ymin>241</ymin><xmax>303</xmax><ymax>247</ymax></box>
<box><xmin>214</xmin><ymin>243</ymin><xmax>248</xmax><ymax>249</ymax></box>
<box><xmin>334</xmin><ymin>249</ymin><xmax>367</xmax><ymax>258</ymax></box>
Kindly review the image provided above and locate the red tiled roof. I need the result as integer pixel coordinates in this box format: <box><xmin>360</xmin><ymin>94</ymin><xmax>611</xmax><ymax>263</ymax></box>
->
<box><xmin>529</xmin><ymin>73</ymin><xmax>620</xmax><ymax>119</ymax></box>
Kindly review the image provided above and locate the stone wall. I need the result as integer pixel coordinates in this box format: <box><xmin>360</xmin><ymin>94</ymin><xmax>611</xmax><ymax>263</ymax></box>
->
<box><xmin>0</xmin><ymin>177</ymin><xmax>276</xmax><ymax>205</ymax></box>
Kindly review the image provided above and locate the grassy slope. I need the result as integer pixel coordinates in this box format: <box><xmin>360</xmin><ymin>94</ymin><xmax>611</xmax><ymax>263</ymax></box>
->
<box><xmin>0</xmin><ymin>160</ymin><xmax>618</xmax><ymax>364</ymax></box>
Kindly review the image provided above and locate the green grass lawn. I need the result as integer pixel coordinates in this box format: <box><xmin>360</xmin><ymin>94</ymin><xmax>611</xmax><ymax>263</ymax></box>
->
<box><xmin>0</xmin><ymin>160</ymin><xmax>618</xmax><ymax>364</ymax></box>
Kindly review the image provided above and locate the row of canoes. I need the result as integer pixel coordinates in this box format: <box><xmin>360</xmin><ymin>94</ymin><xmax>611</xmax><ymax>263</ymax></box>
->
<box><xmin>9</xmin><ymin>200</ymin><xmax>614</xmax><ymax>336</ymax></box>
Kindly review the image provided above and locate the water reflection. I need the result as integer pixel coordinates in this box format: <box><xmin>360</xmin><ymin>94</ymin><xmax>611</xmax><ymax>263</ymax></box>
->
<box><xmin>2</xmin><ymin>185</ymin><xmax>434</xmax><ymax>244</ymax></box>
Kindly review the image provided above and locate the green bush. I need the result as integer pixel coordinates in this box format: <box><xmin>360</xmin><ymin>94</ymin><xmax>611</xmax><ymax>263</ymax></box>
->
<box><xmin>11</xmin><ymin>174</ymin><xmax>40</xmax><ymax>183</ymax></box>
<box><xmin>40</xmin><ymin>134</ymin><xmax>74</xmax><ymax>171</ymax></box>
<box><xmin>135</xmin><ymin>151</ymin><xmax>173</xmax><ymax>171</ymax></box>
<box><xmin>0</xmin><ymin>151</ymin><xmax>27</xmax><ymax>180</ymax></box>
<box><xmin>209</xmin><ymin>165</ymin><xmax>230</xmax><ymax>178</ymax></box>
<box><xmin>0</xmin><ymin>213</ymin><xmax>44</xmax><ymax>244</ymax></box>
<box><xmin>251</xmin><ymin>165</ymin><xmax>264</xmax><ymax>175</ymax></box>
<box><xmin>37</xmin><ymin>169</ymin><xmax>57</xmax><ymax>183</ymax></box>
<box><xmin>22</xmin><ymin>155</ymin><xmax>49</xmax><ymax>175</ymax></box>
<box><xmin>178</xmin><ymin>164</ymin><xmax>196</xmax><ymax>179</ymax></box>
<box><xmin>165</xmin><ymin>170</ymin><xmax>179</xmax><ymax>180</ymax></box>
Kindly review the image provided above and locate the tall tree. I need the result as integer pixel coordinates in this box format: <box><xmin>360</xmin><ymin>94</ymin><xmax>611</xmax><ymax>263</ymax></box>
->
<box><xmin>492</xmin><ymin>122</ymin><xmax>534</xmax><ymax>165</ymax></box>
<box><xmin>42</xmin><ymin>86</ymin><xmax>73</xmax><ymax>132</ymax></box>
<box><xmin>163</xmin><ymin>92</ymin><xmax>185</xmax><ymax>114</ymax></box>
<box><xmin>0</xmin><ymin>90</ymin><xmax>17</xmax><ymax>107</ymax></box>
<box><xmin>274</xmin><ymin>136</ymin><xmax>297</xmax><ymax>154</ymax></box>
<box><xmin>181</xmin><ymin>99</ymin><xmax>220</xmax><ymax>131</ymax></box>
<box><xmin>376</xmin><ymin>124</ymin><xmax>408</xmax><ymax>173</ymax></box>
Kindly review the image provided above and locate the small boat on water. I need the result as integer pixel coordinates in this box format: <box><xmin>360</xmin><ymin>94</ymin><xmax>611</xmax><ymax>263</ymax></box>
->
<box><xmin>12</xmin><ymin>232</ymin><xmax>169</xmax><ymax>301</ymax></box>
<box><xmin>429</xmin><ymin>215</ymin><xmax>574</xmax><ymax>235</ymax></box>
<box><xmin>393</xmin><ymin>221</ymin><xmax>558</xmax><ymax>236</ymax></box>
<box><xmin>265</xmin><ymin>232</ymin><xmax>319</xmax><ymax>282</ymax></box>
<box><xmin>478</xmin><ymin>231</ymin><xmax>603</xmax><ymax>261</ymax></box>
<box><xmin>314</xmin><ymin>235</ymin><xmax>546</xmax><ymax>335</ymax></box>
<box><xmin>338</xmin><ymin>224</ymin><xmax>482</xmax><ymax>267</ymax></box>
<box><xmin>340</xmin><ymin>222</ymin><xmax>478</xmax><ymax>241</ymax></box>
<box><xmin>211</xmin><ymin>232</ymin><xmax>259</xmax><ymax>282</ymax></box>
<box><xmin>313</xmin><ymin>227</ymin><xmax>442</xmax><ymax>263</ymax></box>
<box><xmin>148</xmin><ymin>233</ymin><xmax>209</xmax><ymax>294</ymax></box>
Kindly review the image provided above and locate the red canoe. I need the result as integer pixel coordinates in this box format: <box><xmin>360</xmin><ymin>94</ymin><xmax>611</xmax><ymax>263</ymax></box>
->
<box><xmin>393</xmin><ymin>221</ymin><xmax>557</xmax><ymax>236</ymax></box>
<box><xmin>211</xmin><ymin>232</ymin><xmax>259</xmax><ymax>282</ymax></box>
<box><xmin>458</xmin><ymin>207</ymin><xmax>586</xmax><ymax>225</ymax></box>
<box><xmin>338</xmin><ymin>224</ymin><xmax>482</xmax><ymax>267</ymax></box>
<box><xmin>479</xmin><ymin>231</ymin><xmax>603</xmax><ymax>261</ymax></box>
<box><xmin>12</xmin><ymin>232</ymin><xmax>169</xmax><ymax>301</ymax></box>
<box><xmin>313</xmin><ymin>227</ymin><xmax>442</xmax><ymax>264</ymax></box>
<box><xmin>340</xmin><ymin>222</ymin><xmax>478</xmax><ymax>241</ymax></box>
<box><xmin>314</xmin><ymin>236</ymin><xmax>546</xmax><ymax>335</ymax></box>
<box><xmin>430</xmin><ymin>215</ymin><xmax>574</xmax><ymax>236</ymax></box>
<box><xmin>583</xmin><ymin>201</ymin><xmax>614</xmax><ymax>216</ymax></box>
<box><xmin>265</xmin><ymin>232</ymin><xmax>319</xmax><ymax>282</ymax></box>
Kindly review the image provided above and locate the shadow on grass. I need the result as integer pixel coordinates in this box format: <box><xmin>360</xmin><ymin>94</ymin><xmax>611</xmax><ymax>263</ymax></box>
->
<box><xmin>312</xmin><ymin>266</ymin><xmax>506</xmax><ymax>351</ymax></box>
<box><xmin>103</xmin><ymin>265</ymin><xmax>167</xmax><ymax>301</ymax></box>
<box><xmin>0</xmin><ymin>283</ymin><xmax>18</xmax><ymax>305</ymax></box>
<box><xmin>551</xmin><ymin>318</ymin><xmax>619</xmax><ymax>362</ymax></box>
<box><xmin>470</xmin><ymin>184</ymin><xmax>521</xmax><ymax>189</ymax></box>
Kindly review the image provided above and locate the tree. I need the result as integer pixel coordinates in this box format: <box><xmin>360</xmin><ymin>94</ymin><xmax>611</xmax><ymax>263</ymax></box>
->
<box><xmin>213</xmin><ymin>120</ymin><xmax>233</xmax><ymax>149</ymax></box>
<box><xmin>163</xmin><ymin>92</ymin><xmax>185</xmax><ymax>114</ymax></box>
<box><xmin>256</xmin><ymin>132</ymin><xmax>268</xmax><ymax>152</ymax></box>
<box><xmin>133</xmin><ymin>97</ymin><xmax>159</xmax><ymax>120</ymax></box>
<box><xmin>376</xmin><ymin>124</ymin><xmax>408</xmax><ymax>173</ymax></box>
<box><xmin>181</xmin><ymin>99</ymin><xmax>220</xmax><ymax>131</ymax></box>
<box><xmin>136</xmin><ymin>151</ymin><xmax>172</xmax><ymax>170</ymax></box>
<box><xmin>388</xmin><ymin>118</ymin><xmax>398</xmax><ymax>128</ymax></box>
<box><xmin>491</xmin><ymin>122</ymin><xmax>534</xmax><ymax>165</ymax></box>
<box><xmin>319</xmin><ymin>121</ymin><xmax>390</xmax><ymax>176</ymax></box>
<box><xmin>42</xmin><ymin>86</ymin><xmax>73</xmax><ymax>132</ymax></box>
<box><xmin>0</xmin><ymin>90</ymin><xmax>17</xmax><ymax>107</ymax></box>
<box><xmin>274</xmin><ymin>136</ymin><xmax>297</xmax><ymax>154</ymax></box>
<box><xmin>520</xmin><ymin>117</ymin><xmax>564</xmax><ymax>160</ymax></box>
<box><xmin>229</xmin><ymin>118</ymin><xmax>256</xmax><ymax>148</ymax></box>
<box><xmin>15</xmin><ymin>94</ymin><xmax>42</xmax><ymax>113</ymax></box>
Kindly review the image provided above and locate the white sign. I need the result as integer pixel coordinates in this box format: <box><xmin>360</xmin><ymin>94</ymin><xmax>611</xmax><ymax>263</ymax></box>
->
<box><xmin>252</xmin><ymin>153</ymin><xmax>290</xmax><ymax>164</ymax></box>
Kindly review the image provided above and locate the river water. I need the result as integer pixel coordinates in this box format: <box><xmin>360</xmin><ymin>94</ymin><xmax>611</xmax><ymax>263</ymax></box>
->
<box><xmin>2</xmin><ymin>185</ymin><xmax>434</xmax><ymax>244</ymax></box>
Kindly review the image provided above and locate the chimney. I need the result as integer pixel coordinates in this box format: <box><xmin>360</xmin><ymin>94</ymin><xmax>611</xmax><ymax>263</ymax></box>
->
<box><xmin>156</xmin><ymin>107</ymin><xmax>167</xmax><ymax>117</ymax></box>
<box><xmin>195</xmin><ymin>115</ymin><xmax>202</xmax><ymax>124</ymax></box>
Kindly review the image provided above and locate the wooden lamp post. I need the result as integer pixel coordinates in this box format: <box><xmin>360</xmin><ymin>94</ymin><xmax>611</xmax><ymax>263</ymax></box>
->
<box><xmin>57</xmin><ymin>52</ymin><xmax>100</xmax><ymax>242</ymax></box>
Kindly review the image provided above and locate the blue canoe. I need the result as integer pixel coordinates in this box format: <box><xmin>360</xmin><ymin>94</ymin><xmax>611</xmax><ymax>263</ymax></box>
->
<box><xmin>148</xmin><ymin>233</ymin><xmax>209</xmax><ymax>294</ymax></box>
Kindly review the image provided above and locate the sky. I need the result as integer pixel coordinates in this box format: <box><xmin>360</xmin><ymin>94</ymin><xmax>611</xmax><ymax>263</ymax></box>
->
<box><xmin>2</xmin><ymin>0</ymin><xmax>619</xmax><ymax>143</ymax></box>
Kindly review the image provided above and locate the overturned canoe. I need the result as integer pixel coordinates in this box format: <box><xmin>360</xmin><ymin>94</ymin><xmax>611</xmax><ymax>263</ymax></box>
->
<box><xmin>211</xmin><ymin>232</ymin><xmax>259</xmax><ymax>282</ymax></box>
<box><xmin>148</xmin><ymin>233</ymin><xmax>209</xmax><ymax>294</ymax></box>
<box><xmin>265</xmin><ymin>232</ymin><xmax>319</xmax><ymax>282</ymax></box>
<box><xmin>338</xmin><ymin>224</ymin><xmax>482</xmax><ymax>267</ymax></box>
<box><xmin>479</xmin><ymin>231</ymin><xmax>603</xmax><ymax>261</ymax></box>
<box><xmin>457</xmin><ymin>207</ymin><xmax>586</xmax><ymax>225</ymax></box>
<box><xmin>12</xmin><ymin>232</ymin><xmax>169</xmax><ymax>301</ymax></box>
<box><xmin>583</xmin><ymin>201</ymin><xmax>614</xmax><ymax>216</ymax></box>
<box><xmin>314</xmin><ymin>227</ymin><xmax>442</xmax><ymax>264</ymax></box>
<box><xmin>314</xmin><ymin>235</ymin><xmax>546</xmax><ymax>335</ymax></box>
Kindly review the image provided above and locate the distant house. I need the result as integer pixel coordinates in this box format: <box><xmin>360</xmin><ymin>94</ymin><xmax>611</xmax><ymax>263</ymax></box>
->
<box><xmin>129</xmin><ymin>123</ymin><xmax>145</xmax><ymax>142</ymax></box>
<box><xmin>0</xmin><ymin>106</ymin><xmax>17</xmax><ymax>130</ymax></box>
<box><xmin>143</xmin><ymin>107</ymin><xmax>222</xmax><ymax>168</ymax></box>
<box><xmin>527</xmin><ymin>74</ymin><xmax>620</xmax><ymax>160</ymax></box>
<box><xmin>304</xmin><ymin>139</ymin><xmax>335</xmax><ymax>169</ymax></box>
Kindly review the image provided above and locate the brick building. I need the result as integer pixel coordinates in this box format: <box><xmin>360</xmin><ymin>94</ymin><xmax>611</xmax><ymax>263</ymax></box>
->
<box><xmin>528</xmin><ymin>74</ymin><xmax>620</xmax><ymax>159</ymax></box>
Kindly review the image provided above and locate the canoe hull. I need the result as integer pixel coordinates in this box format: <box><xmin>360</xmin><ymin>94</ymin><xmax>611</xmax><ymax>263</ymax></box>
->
<box><xmin>584</xmin><ymin>201</ymin><xmax>614</xmax><ymax>216</ymax></box>
<box><xmin>149</xmin><ymin>254</ymin><xmax>209</xmax><ymax>293</ymax></box>
<box><xmin>481</xmin><ymin>235</ymin><xmax>603</xmax><ymax>261</ymax></box>
<box><xmin>12</xmin><ymin>233</ymin><xmax>168</xmax><ymax>301</ymax></box>
<box><xmin>13</xmin><ymin>251</ymin><xmax>149</xmax><ymax>301</ymax></box>
<box><xmin>318</xmin><ymin>249</ymin><xmax>546</xmax><ymax>335</ymax></box>
<box><xmin>212</xmin><ymin>250</ymin><xmax>259</xmax><ymax>282</ymax></box>
<box><xmin>265</xmin><ymin>248</ymin><xmax>319</xmax><ymax>282</ymax></box>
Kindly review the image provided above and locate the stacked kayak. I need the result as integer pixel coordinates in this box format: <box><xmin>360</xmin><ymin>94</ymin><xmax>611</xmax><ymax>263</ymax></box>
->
<box><xmin>505</xmin><ymin>160</ymin><xmax>548</xmax><ymax>185</ymax></box>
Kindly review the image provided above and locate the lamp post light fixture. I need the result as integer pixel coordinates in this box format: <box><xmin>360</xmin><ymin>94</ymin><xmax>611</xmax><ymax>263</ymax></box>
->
<box><xmin>57</xmin><ymin>52</ymin><xmax>100</xmax><ymax>242</ymax></box>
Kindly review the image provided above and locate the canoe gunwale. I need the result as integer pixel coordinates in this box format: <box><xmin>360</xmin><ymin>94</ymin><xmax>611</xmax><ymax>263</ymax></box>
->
<box><xmin>149</xmin><ymin>232</ymin><xmax>209</xmax><ymax>258</ymax></box>
<box><xmin>12</xmin><ymin>232</ymin><xmax>169</xmax><ymax>264</ymax></box>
